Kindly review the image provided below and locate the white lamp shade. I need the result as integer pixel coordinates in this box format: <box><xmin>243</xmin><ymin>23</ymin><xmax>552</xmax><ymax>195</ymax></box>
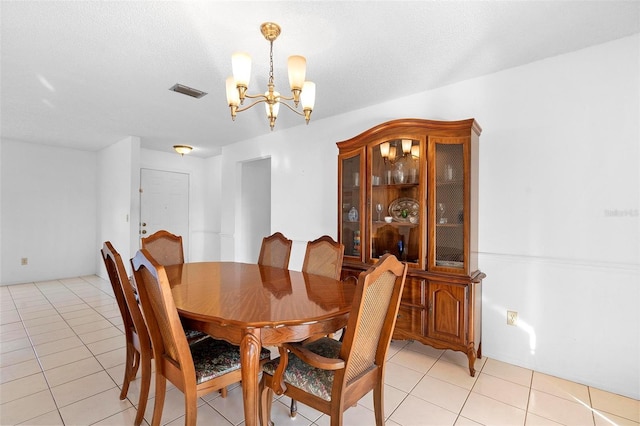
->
<box><xmin>380</xmin><ymin>142</ymin><xmax>390</xmax><ymax>158</ymax></box>
<box><xmin>411</xmin><ymin>145</ymin><xmax>420</xmax><ymax>158</ymax></box>
<box><xmin>389</xmin><ymin>146</ymin><xmax>397</xmax><ymax>162</ymax></box>
<box><xmin>225</xmin><ymin>76</ymin><xmax>240</xmax><ymax>106</ymax></box>
<box><xmin>402</xmin><ymin>139</ymin><xmax>412</xmax><ymax>154</ymax></box>
<box><xmin>287</xmin><ymin>55</ymin><xmax>306</xmax><ymax>90</ymax></box>
<box><xmin>232</xmin><ymin>52</ymin><xmax>251</xmax><ymax>87</ymax></box>
<box><xmin>265</xmin><ymin>91</ymin><xmax>280</xmax><ymax>118</ymax></box>
<box><xmin>300</xmin><ymin>81</ymin><xmax>316</xmax><ymax>110</ymax></box>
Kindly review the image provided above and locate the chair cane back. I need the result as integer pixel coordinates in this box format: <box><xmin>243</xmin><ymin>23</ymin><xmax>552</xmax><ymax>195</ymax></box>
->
<box><xmin>141</xmin><ymin>229</ymin><xmax>184</xmax><ymax>266</ymax></box>
<box><xmin>257</xmin><ymin>232</ymin><xmax>293</xmax><ymax>269</ymax></box>
<box><xmin>302</xmin><ymin>235</ymin><xmax>345</xmax><ymax>280</ymax></box>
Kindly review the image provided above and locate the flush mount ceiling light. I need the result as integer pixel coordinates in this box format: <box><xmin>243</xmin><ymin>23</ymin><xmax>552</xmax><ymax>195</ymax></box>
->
<box><xmin>225</xmin><ymin>22</ymin><xmax>316</xmax><ymax>130</ymax></box>
<box><xmin>173</xmin><ymin>145</ymin><xmax>193</xmax><ymax>156</ymax></box>
<box><xmin>169</xmin><ymin>83</ymin><xmax>207</xmax><ymax>99</ymax></box>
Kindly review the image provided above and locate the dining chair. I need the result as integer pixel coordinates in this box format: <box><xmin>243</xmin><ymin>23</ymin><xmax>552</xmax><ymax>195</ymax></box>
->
<box><xmin>141</xmin><ymin>230</ymin><xmax>211</xmax><ymax>346</ymax></box>
<box><xmin>257</xmin><ymin>231</ymin><xmax>293</xmax><ymax>269</ymax></box>
<box><xmin>131</xmin><ymin>248</ymin><xmax>271</xmax><ymax>426</ymax></box>
<box><xmin>288</xmin><ymin>234</ymin><xmax>345</xmax><ymax>417</ymax></box>
<box><xmin>302</xmin><ymin>235</ymin><xmax>345</xmax><ymax>280</ymax></box>
<box><xmin>101</xmin><ymin>242</ymin><xmax>152</xmax><ymax>426</ymax></box>
<box><xmin>259</xmin><ymin>253</ymin><xmax>407</xmax><ymax>426</ymax></box>
<box><xmin>141</xmin><ymin>229</ymin><xmax>184</xmax><ymax>266</ymax></box>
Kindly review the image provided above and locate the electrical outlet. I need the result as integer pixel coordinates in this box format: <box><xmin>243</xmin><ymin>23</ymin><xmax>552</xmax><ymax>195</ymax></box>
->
<box><xmin>21</xmin><ymin>257</ymin><xmax>28</xmax><ymax>266</ymax></box>
<box><xmin>507</xmin><ymin>310</ymin><xmax>518</xmax><ymax>326</ymax></box>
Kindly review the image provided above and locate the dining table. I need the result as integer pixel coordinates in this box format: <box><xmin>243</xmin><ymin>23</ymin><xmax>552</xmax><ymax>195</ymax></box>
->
<box><xmin>164</xmin><ymin>261</ymin><xmax>356</xmax><ymax>426</ymax></box>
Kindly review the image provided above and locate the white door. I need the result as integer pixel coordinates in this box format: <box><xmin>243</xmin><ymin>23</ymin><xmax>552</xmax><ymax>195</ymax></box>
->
<box><xmin>140</xmin><ymin>168</ymin><xmax>190</xmax><ymax>260</ymax></box>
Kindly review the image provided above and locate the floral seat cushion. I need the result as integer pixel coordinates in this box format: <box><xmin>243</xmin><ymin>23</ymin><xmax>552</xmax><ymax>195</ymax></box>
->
<box><xmin>184</xmin><ymin>329</ymin><xmax>209</xmax><ymax>345</ymax></box>
<box><xmin>262</xmin><ymin>337</ymin><xmax>342</xmax><ymax>401</ymax></box>
<box><xmin>190</xmin><ymin>338</ymin><xmax>271</xmax><ymax>385</ymax></box>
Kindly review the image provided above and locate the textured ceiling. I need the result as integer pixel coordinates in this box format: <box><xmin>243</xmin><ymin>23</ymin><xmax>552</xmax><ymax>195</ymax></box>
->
<box><xmin>1</xmin><ymin>1</ymin><xmax>639</xmax><ymax>157</ymax></box>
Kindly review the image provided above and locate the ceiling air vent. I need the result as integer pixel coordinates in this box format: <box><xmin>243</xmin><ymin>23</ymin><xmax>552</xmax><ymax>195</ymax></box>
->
<box><xmin>169</xmin><ymin>83</ymin><xmax>207</xmax><ymax>99</ymax></box>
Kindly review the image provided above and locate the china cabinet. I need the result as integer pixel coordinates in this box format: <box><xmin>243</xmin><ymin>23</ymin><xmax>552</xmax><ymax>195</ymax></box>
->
<box><xmin>337</xmin><ymin>118</ymin><xmax>484</xmax><ymax>376</ymax></box>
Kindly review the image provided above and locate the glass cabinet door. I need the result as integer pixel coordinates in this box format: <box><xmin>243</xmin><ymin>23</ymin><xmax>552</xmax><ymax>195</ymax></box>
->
<box><xmin>339</xmin><ymin>150</ymin><xmax>364</xmax><ymax>259</ymax></box>
<box><xmin>430</xmin><ymin>137</ymin><xmax>466</xmax><ymax>272</ymax></box>
<box><xmin>369</xmin><ymin>138</ymin><xmax>423</xmax><ymax>267</ymax></box>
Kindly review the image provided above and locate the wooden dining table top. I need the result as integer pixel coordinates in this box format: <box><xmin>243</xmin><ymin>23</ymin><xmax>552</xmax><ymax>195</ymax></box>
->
<box><xmin>165</xmin><ymin>261</ymin><xmax>356</xmax><ymax>329</ymax></box>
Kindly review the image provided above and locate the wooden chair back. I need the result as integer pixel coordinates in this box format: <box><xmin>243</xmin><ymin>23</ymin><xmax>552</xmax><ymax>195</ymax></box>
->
<box><xmin>100</xmin><ymin>241</ymin><xmax>151</xmax><ymax>426</ymax></box>
<box><xmin>257</xmin><ymin>232</ymin><xmax>292</xmax><ymax>269</ymax></box>
<box><xmin>302</xmin><ymin>235</ymin><xmax>345</xmax><ymax>280</ymax></box>
<box><xmin>141</xmin><ymin>229</ymin><xmax>184</xmax><ymax>266</ymax></box>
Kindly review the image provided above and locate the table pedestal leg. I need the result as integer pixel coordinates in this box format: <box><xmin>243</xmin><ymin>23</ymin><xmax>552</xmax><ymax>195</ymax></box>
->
<box><xmin>241</xmin><ymin>329</ymin><xmax>261</xmax><ymax>426</ymax></box>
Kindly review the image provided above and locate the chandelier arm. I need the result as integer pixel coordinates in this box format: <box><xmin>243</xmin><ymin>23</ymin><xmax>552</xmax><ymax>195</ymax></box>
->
<box><xmin>278</xmin><ymin>101</ymin><xmax>305</xmax><ymax>116</ymax></box>
<box><xmin>243</xmin><ymin>92</ymin><xmax>295</xmax><ymax>102</ymax></box>
<box><xmin>244</xmin><ymin>93</ymin><xmax>269</xmax><ymax>100</ymax></box>
<box><xmin>275</xmin><ymin>94</ymin><xmax>295</xmax><ymax>102</ymax></box>
<box><xmin>236</xmin><ymin>98</ymin><xmax>269</xmax><ymax>113</ymax></box>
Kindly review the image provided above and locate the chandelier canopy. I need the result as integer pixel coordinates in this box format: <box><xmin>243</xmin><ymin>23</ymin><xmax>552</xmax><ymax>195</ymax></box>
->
<box><xmin>225</xmin><ymin>22</ymin><xmax>316</xmax><ymax>130</ymax></box>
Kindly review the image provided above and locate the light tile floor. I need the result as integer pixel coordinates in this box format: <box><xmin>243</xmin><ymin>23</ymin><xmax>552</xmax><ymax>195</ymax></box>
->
<box><xmin>1</xmin><ymin>276</ymin><xmax>638</xmax><ymax>426</ymax></box>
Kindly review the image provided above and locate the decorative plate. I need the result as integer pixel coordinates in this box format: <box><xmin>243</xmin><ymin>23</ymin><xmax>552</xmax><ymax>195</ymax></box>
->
<box><xmin>388</xmin><ymin>198</ymin><xmax>419</xmax><ymax>222</ymax></box>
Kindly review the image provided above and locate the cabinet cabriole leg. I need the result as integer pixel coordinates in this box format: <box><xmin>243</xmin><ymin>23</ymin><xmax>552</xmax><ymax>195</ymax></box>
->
<box><xmin>467</xmin><ymin>346</ymin><xmax>477</xmax><ymax>377</ymax></box>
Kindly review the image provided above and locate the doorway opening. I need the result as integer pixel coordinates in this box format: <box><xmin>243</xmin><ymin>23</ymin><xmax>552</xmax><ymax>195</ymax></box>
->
<box><xmin>239</xmin><ymin>158</ymin><xmax>271</xmax><ymax>263</ymax></box>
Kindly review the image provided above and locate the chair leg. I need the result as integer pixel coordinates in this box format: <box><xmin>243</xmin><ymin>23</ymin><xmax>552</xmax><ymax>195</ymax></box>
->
<box><xmin>119</xmin><ymin>342</ymin><xmax>136</xmax><ymax>399</ymax></box>
<box><xmin>373</xmin><ymin>381</ymin><xmax>385</xmax><ymax>426</ymax></box>
<box><xmin>330</xmin><ymin>409</ymin><xmax>344</xmax><ymax>426</ymax></box>
<box><xmin>259</xmin><ymin>376</ymin><xmax>274</xmax><ymax>426</ymax></box>
<box><xmin>150</xmin><ymin>374</ymin><xmax>167</xmax><ymax>426</ymax></box>
<box><xmin>220</xmin><ymin>386</ymin><xmax>228</xmax><ymax>398</ymax></box>
<box><xmin>134</xmin><ymin>352</ymin><xmax>151</xmax><ymax>426</ymax></box>
<box><xmin>184</xmin><ymin>388</ymin><xmax>198</xmax><ymax>426</ymax></box>
<box><xmin>290</xmin><ymin>398</ymin><xmax>297</xmax><ymax>418</ymax></box>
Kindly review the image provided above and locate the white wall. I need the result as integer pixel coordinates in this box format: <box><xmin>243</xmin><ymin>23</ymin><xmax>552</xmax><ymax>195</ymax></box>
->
<box><xmin>0</xmin><ymin>139</ymin><xmax>98</xmax><ymax>284</ymax></box>
<box><xmin>218</xmin><ymin>35</ymin><xmax>639</xmax><ymax>399</ymax></box>
<box><xmin>96</xmin><ymin>136</ymin><xmax>140</xmax><ymax>279</ymax></box>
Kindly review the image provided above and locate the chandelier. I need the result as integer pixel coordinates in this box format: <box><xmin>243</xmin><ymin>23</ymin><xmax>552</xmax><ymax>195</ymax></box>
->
<box><xmin>225</xmin><ymin>22</ymin><xmax>316</xmax><ymax>130</ymax></box>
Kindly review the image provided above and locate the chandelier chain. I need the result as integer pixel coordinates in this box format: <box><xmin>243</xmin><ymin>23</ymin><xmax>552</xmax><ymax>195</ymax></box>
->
<box><xmin>269</xmin><ymin>41</ymin><xmax>274</xmax><ymax>85</ymax></box>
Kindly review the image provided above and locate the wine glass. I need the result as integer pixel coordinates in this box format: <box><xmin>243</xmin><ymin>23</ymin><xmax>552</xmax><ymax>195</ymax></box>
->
<box><xmin>375</xmin><ymin>203</ymin><xmax>383</xmax><ymax>221</ymax></box>
<box><xmin>437</xmin><ymin>203</ymin><xmax>446</xmax><ymax>223</ymax></box>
